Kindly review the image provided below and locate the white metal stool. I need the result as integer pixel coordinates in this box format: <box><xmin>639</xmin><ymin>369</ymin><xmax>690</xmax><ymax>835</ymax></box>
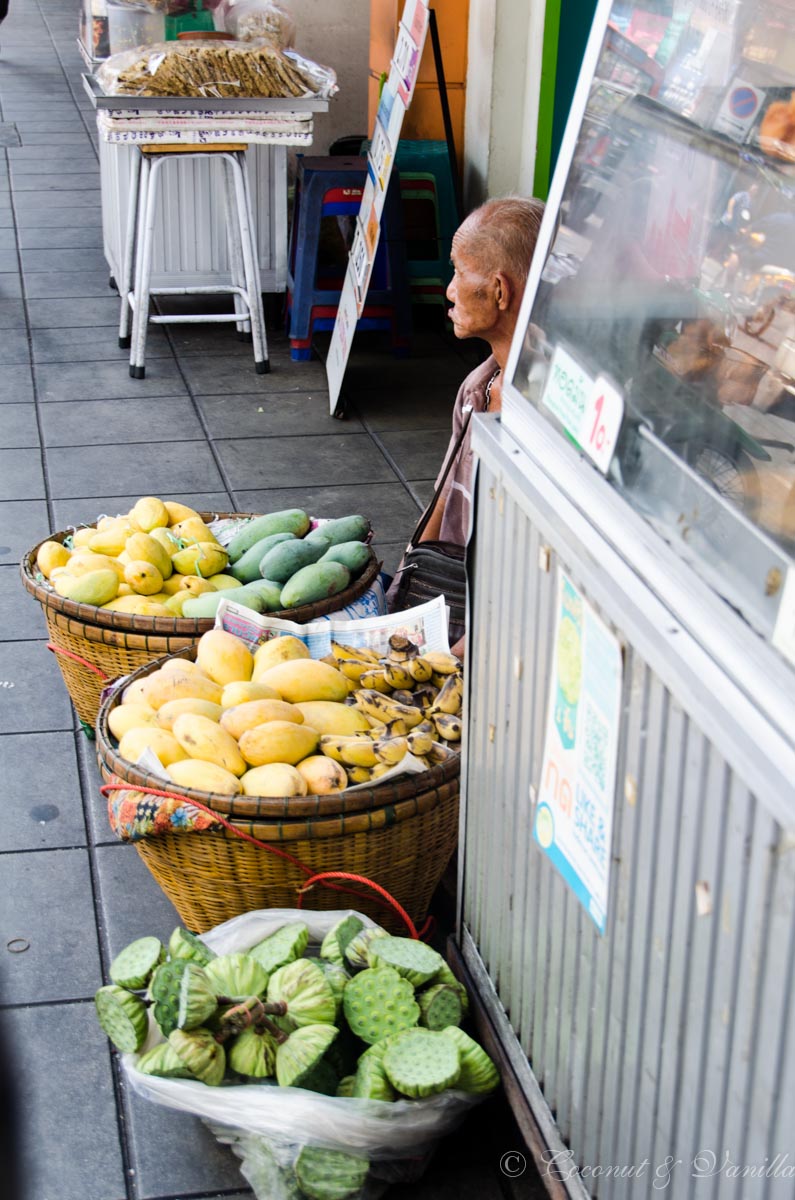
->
<box><xmin>119</xmin><ymin>143</ymin><xmax>269</xmax><ymax>378</ymax></box>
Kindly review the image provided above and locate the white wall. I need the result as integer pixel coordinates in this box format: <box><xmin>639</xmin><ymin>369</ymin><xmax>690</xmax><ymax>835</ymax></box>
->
<box><xmin>287</xmin><ymin>0</ymin><xmax>371</xmax><ymax>155</ymax></box>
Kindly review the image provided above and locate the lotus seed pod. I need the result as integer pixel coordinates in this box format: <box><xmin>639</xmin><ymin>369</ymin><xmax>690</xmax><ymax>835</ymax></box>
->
<box><xmin>342</xmin><ymin>966</ymin><xmax>419</xmax><ymax>1045</ymax></box>
<box><xmin>294</xmin><ymin>1146</ymin><xmax>370</xmax><ymax>1200</ymax></box>
<box><xmin>136</xmin><ymin>1042</ymin><xmax>193</xmax><ymax>1078</ymax></box>
<box><xmin>168</xmin><ymin>1027</ymin><xmax>226</xmax><ymax>1086</ymax></box>
<box><xmin>248</xmin><ymin>922</ymin><xmax>309</xmax><ymax>975</ymax></box>
<box><xmin>228</xmin><ymin>1026</ymin><xmax>278</xmax><ymax>1078</ymax></box>
<box><xmin>343</xmin><ymin>926</ymin><xmax>389</xmax><ymax>972</ymax></box>
<box><xmin>109</xmin><ymin>936</ymin><xmax>165</xmax><ymax>991</ymax></box>
<box><xmin>336</xmin><ymin>1075</ymin><xmax>356</xmax><ymax>1098</ymax></box>
<box><xmin>352</xmin><ymin>1054</ymin><xmax>396</xmax><ymax>1102</ymax></box>
<box><xmin>203</xmin><ymin>953</ymin><xmax>269</xmax><ymax>1001</ymax></box>
<box><xmin>317</xmin><ymin>961</ymin><xmax>349</xmax><ymax>1016</ymax></box>
<box><xmin>267</xmin><ymin>959</ymin><xmax>336</xmax><ymax>1030</ymax></box>
<box><xmin>149</xmin><ymin>959</ymin><xmax>191</xmax><ymax>1037</ymax></box>
<box><xmin>429</xmin><ymin>961</ymin><xmax>470</xmax><ymax>1015</ymax></box>
<box><xmin>417</xmin><ymin>983</ymin><xmax>463</xmax><ymax>1031</ymax></box>
<box><xmin>177</xmin><ymin>964</ymin><xmax>219</xmax><ymax>1030</ymax></box>
<box><xmin>319</xmin><ymin>915</ymin><xmax>365</xmax><ymax>965</ymax></box>
<box><xmin>94</xmin><ymin>985</ymin><xmax>149</xmax><ymax>1053</ymax></box>
<box><xmin>368</xmin><ymin>936</ymin><xmax>444</xmax><ymax>987</ymax></box>
<box><xmin>382</xmin><ymin>1028</ymin><xmax>461</xmax><ymax>1098</ymax></box>
<box><xmin>275</xmin><ymin>1023</ymin><xmax>338</xmax><ymax>1088</ymax></box>
<box><xmin>168</xmin><ymin>926</ymin><xmax>216</xmax><ymax>967</ymax></box>
<box><xmin>440</xmin><ymin>1026</ymin><xmax>500</xmax><ymax>1094</ymax></box>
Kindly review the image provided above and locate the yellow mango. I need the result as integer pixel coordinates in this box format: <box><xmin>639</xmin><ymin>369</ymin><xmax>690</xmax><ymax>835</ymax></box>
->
<box><xmin>172</xmin><ymin>713</ymin><xmax>246</xmax><ymax>776</ymax></box>
<box><xmin>100</xmin><ymin>595</ymin><xmax>171</xmax><ymax>616</ymax></box>
<box><xmin>208</xmin><ymin>574</ymin><xmax>243</xmax><ymax>591</ymax></box>
<box><xmin>118</xmin><ymin>726</ymin><xmax>189</xmax><ymax>767</ymax></box>
<box><xmin>96</xmin><ymin>515</ymin><xmax>120</xmax><ymax>532</ymax></box>
<box><xmin>161</xmin><ymin>573</ymin><xmax>191</xmax><ymax>594</ymax></box>
<box><xmin>179</xmin><ymin>576</ymin><xmax>215</xmax><ymax>596</ymax></box>
<box><xmin>117</xmin><ymin>583</ymin><xmax>134</xmax><ymax>597</ymax></box>
<box><xmin>36</xmin><ymin>540</ymin><xmax>70</xmax><ymax>578</ymax></box>
<box><xmin>168</xmin><ymin>759</ymin><xmax>241</xmax><ymax>796</ymax></box>
<box><xmin>164</xmin><ymin>500</ymin><xmax>204</xmax><ymax>525</ymax></box>
<box><xmin>240</xmin><ymin>763</ymin><xmax>307</xmax><ymax>798</ymax></box>
<box><xmin>220</xmin><ymin>698</ymin><xmax>304</xmax><ymax>741</ymax></box>
<box><xmin>256</xmin><ymin>659</ymin><xmax>349</xmax><ymax>704</ymax></box>
<box><xmin>150</xmin><ymin>527</ymin><xmax>183</xmax><ymax>557</ymax></box>
<box><xmin>160</xmin><ymin>658</ymin><xmax>209</xmax><ymax>678</ymax></box>
<box><xmin>53</xmin><ymin>569</ymin><xmax>119</xmax><ymax>607</ymax></box>
<box><xmin>238</xmin><ymin>720</ymin><xmax>320</xmax><ymax>767</ymax></box>
<box><xmin>170</xmin><ymin>517</ymin><xmax>218</xmax><ymax>546</ymax></box>
<box><xmin>88</xmin><ymin>522</ymin><xmax>133</xmax><ymax>556</ymax></box>
<box><xmin>296</xmin><ymin>755</ymin><xmax>347</xmax><ymax>795</ymax></box>
<box><xmin>196</xmin><ymin>629</ymin><xmax>254</xmax><ymax>686</ymax></box>
<box><xmin>171</xmin><ymin>543</ymin><xmax>228</xmax><ymax>578</ymax></box>
<box><xmin>124</xmin><ymin>561</ymin><xmax>164</xmax><ymax>596</ymax></box>
<box><xmin>220</xmin><ymin>680</ymin><xmax>280</xmax><ymax>708</ymax></box>
<box><xmin>130</xmin><ymin>496</ymin><xmax>169</xmax><ymax>532</ymax></box>
<box><xmin>252</xmin><ymin>635</ymin><xmax>311</xmax><ymax>681</ymax></box>
<box><xmin>67</xmin><ymin>552</ymin><xmax>126</xmax><ymax>581</ymax></box>
<box><xmin>162</xmin><ymin>592</ymin><xmax>191</xmax><ymax>616</ymax></box>
<box><xmin>108</xmin><ymin>703</ymin><xmax>158</xmax><ymax>740</ymax></box>
<box><xmin>121</xmin><ymin>678</ymin><xmax>151</xmax><ymax>706</ymax></box>
<box><xmin>71</xmin><ymin>527</ymin><xmax>96</xmax><ymax>549</ymax></box>
<box><xmin>156</xmin><ymin>698</ymin><xmax>223</xmax><ymax>731</ymax></box>
<box><xmin>294</xmin><ymin>701</ymin><xmax>371</xmax><ymax>737</ymax></box>
<box><xmin>125</xmin><ymin>531</ymin><xmax>173</xmax><ymax>580</ymax></box>
<box><xmin>142</xmin><ymin>668</ymin><xmax>222</xmax><ymax>710</ymax></box>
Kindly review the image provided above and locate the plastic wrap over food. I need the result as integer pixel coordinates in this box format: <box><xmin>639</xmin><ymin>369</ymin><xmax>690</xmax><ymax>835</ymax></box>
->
<box><xmin>107</xmin><ymin>0</ymin><xmax>196</xmax><ymax>14</ymax></box>
<box><xmin>96</xmin><ymin>37</ymin><xmax>337</xmax><ymax>99</ymax></box>
<box><xmin>219</xmin><ymin>0</ymin><xmax>296</xmax><ymax>47</ymax></box>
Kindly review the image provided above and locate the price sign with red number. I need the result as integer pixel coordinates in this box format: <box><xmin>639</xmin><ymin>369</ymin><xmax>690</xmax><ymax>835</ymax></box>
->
<box><xmin>582</xmin><ymin>375</ymin><xmax>624</xmax><ymax>474</ymax></box>
<box><xmin>541</xmin><ymin>345</ymin><xmax>624</xmax><ymax>475</ymax></box>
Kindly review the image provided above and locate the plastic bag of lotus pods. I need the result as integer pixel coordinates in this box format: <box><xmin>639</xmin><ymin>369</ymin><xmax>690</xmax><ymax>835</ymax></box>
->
<box><xmin>120</xmin><ymin>908</ymin><xmax>498</xmax><ymax>1200</ymax></box>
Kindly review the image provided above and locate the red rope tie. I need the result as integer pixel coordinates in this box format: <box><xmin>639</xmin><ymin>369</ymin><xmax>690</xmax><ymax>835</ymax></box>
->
<box><xmin>100</xmin><ymin>782</ymin><xmax>424</xmax><ymax>937</ymax></box>
<box><xmin>47</xmin><ymin>642</ymin><xmax>109</xmax><ymax>679</ymax></box>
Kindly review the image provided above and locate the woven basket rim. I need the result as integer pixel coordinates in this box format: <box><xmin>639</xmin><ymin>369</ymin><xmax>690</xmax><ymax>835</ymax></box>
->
<box><xmin>21</xmin><ymin>512</ymin><xmax>382</xmax><ymax>634</ymax></box>
<box><xmin>96</xmin><ymin>647</ymin><xmax>461</xmax><ymax>819</ymax></box>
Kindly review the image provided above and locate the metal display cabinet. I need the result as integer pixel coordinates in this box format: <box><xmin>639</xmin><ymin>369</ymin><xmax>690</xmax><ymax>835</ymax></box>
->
<box><xmin>453</xmin><ymin>0</ymin><xmax>795</xmax><ymax>1194</ymax></box>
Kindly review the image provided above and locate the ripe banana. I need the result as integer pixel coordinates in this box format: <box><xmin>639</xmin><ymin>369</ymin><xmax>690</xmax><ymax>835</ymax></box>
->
<box><xmin>407</xmin><ymin>727</ymin><xmax>434</xmax><ymax>756</ymax></box>
<box><xmin>383</xmin><ymin>663</ymin><xmax>413</xmax><ymax>690</ymax></box>
<box><xmin>412</xmin><ymin>684</ymin><xmax>438</xmax><ymax>709</ymax></box>
<box><xmin>373</xmin><ymin>735</ymin><xmax>408</xmax><ymax>765</ymax></box>
<box><xmin>385</xmin><ymin>634</ymin><xmax>418</xmax><ymax>663</ymax></box>
<box><xmin>370</xmin><ymin>763</ymin><xmax>393</xmax><ymax>779</ymax></box>
<box><xmin>353</xmin><ymin>688</ymin><xmax>424</xmax><ymax>729</ymax></box>
<box><xmin>320</xmin><ymin>734</ymin><xmax>377</xmax><ymax>768</ymax></box>
<box><xmin>390</xmin><ymin>688</ymin><xmax>419</xmax><ymax>707</ymax></box>
<box><xmin>427</xmin><ymin>742</ymin><xmax>449</xmax><ymax>764</ymax></box>
<box><xmin>338</xmin><ymin>658</ymin><xmax>377</xmax><ymax>683</ymax></box>
<box><xmin>422</xmin><ymin>651</ymin><xmax>462</xmax><ymax>676</ymax></box>
<box><xmin>346</xmin><ymin>766</ymin><xmax>374</xmax><ymax>784</ymax></box>
<box><xmin>331</xmin><ymin>641</ymin><xmax>380</xmax><ymax>665</ymax></box>
<box><xmin>432</xmin><ymin>712</ymin><xmax>462</xmax><ymax>741</ymax></box>
<box><xmin>407</xmin><ymin>656</ymin><xmax>433</xmax><ymax>683</ymax></box>
<box><xmin>430</xmin><ymin>673</ymin><xmax>463</xmax><ymax>716</ymax></box>
<box><xmin>383</xmin><ymin>717</ymin><xmax>409</xmax><ymax>738</ymax></box>
<box><xmin>360</xmin><ymin>668</ymin><xmax>393</xmax><ymax>694</ymax></box>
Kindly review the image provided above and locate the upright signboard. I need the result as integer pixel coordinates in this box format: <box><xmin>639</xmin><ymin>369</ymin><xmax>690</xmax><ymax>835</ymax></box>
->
<box><xmin>326</xmin><ymin>0</ymin><xmax>430</xmax><ymax>414</ymax></box>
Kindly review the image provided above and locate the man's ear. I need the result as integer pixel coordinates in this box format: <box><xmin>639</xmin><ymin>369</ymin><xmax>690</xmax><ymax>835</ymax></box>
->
<box><xmin>494</xmin><ymin>271</ymin><xmax>512</xmax><ymax>311</ymax></box>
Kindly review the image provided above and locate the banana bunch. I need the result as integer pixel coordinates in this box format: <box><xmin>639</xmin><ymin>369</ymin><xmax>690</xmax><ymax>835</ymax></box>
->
<box><xmin>321</xmin><ymin>635</ymin><xmax>464</xmax><ymax>786</ymax></box>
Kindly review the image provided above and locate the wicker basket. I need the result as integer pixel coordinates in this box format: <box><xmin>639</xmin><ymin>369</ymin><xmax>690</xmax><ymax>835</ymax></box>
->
<box><xmin>21</xmin><ymin>512</ymin><xmax>381</xmax><ymax>731</ymax></box>
<box><xmin>96</xmin><ymin>652</ymin><xmax>460</xmax><ymax>932</ymax></box>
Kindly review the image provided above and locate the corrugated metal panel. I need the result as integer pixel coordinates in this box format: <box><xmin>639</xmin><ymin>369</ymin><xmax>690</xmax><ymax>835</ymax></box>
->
<box><xmin>461</xmin><ymin>452</ymin><xmax>795</xmax><ymax>1200</ymax></box>
<box><xmin>99</xmin><ymin>140</ymin><xmax>287</xmax><ymax>291</ymax></box>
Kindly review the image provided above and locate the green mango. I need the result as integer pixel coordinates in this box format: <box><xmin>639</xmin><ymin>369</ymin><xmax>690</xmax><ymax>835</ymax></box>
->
<box><xmin>230</xmin><ymin>532</ymin><xmax>296</xmax><ymax>583</ymax></box>
<box><xmin>305</xmin><ymin>515</ymin><xmax>370</xmax><ymax>548</ymax></box>
<box><xmin>280</xmin><ymin>562</ymin><xmax>350</xmax><ymax>609</ymax></box>
<box><xmin>319</xmin><ymin>541</ymin><xmax>371</xmax><ymax>578</ymax></box>
<box><xmin>259</xmin><ymin>536</ymin><xmax>331</xmax><ymax>584</ymax></box>
<box><xmin>227</xmin><ymin>510</ymin><xmax>310</xmax><ymax>563</ymax></box>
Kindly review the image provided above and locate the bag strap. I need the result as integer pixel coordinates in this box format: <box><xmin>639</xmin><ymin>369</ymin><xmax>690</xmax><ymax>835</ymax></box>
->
<box><xmin>409</xmin><ymin>406</ymin><xmax>474</xmax><ymax>548</ymax></box>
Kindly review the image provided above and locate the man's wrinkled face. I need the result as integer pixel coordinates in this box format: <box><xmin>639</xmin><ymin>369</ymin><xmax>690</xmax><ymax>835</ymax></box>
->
<box><xmin>446</xmin><ymin>230</ymin><xmax>498</xmax><ymax>341</ymax></box>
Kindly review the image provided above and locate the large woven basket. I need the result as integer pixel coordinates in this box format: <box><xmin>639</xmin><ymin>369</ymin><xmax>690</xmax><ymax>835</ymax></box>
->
<box><xmin>96</xmin><ymin>652</ymin><xmax>460</xmax><ymax>932</ymax></box>
<box><xmin>21</xmin><ymin>512</ymin><xmax>380</xmax><ymax>731</ymax></box>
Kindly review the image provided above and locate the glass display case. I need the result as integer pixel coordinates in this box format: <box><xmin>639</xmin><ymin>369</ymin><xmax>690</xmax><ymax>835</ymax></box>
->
<box><xmin>504</xmin><ymin>0</ymin><xmax>795</xmax><ymax>658</ymax></box>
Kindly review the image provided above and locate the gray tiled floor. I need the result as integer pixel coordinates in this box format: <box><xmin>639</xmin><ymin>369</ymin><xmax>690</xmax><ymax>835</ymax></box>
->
<box><xmin>0</xmin><ymin>2</ymin><xmax>542</xmax><ymax>1199</ymax></box>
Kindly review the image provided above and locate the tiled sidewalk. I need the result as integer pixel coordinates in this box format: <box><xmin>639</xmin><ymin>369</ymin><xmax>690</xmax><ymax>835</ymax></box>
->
<box><xmin>0</xmin><ymin>3</ymin><xmax>548</xmax><ymax>1199</ymax></box>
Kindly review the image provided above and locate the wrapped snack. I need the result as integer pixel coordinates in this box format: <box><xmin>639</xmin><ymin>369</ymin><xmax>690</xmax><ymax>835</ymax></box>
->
<box><xmin>220</xmin><ymin>0</ymin><xmax>295</xmax><ymax>47</ymax></box>
<box><xmin>96</xmin><ymin>36</ymin><xmax>337</xmax><ymax>99</ymax></box>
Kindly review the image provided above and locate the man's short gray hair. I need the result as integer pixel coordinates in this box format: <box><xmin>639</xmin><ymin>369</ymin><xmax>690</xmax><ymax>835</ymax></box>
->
<box><xmin>457</xmin><ymin>196</ymin><xmax>546</xmax><ymax>293</ymax></box>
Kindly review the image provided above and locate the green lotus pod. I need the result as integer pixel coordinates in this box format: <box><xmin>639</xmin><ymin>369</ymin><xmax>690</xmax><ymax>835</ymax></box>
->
<box><xmin>368</xmin><ymin>936</ymin><xmax>444</xmax><ymax>987</ymax></box>
<box><xmin>319</xmin><ymin>915</ymin><xmax>365</xmax><ymax>965</ymax></box>
<box><xmin>177</xmin><ymin>964</ymin><xmax>219</xmax><ymax>1030</ymax></box>
<box><xmin>168</xmin><ymin>926</ymin><xmax>216</xmax><ymax>967</ymax></box>
<box><xmin>323</xmin><ymin>1022</ymin><xmax>362</xmax><ymax>1079</ymax></box>
<box><xmin>317</xmin><ymin>961</ymin><xmax>349</xmax><ymax>1015</ymax></box>
<box><xmin>440</xmin><ymin>1026</ymin><xmax>499</xmax><ymax>1094</ymax></box>
<box><xmin>228</xmin><ymin>1026</ymin><xmax>278</xmax><ymax>1078</ymax></box>
<box><xmin>430</xmin><ymin>961</ymin><xmax>469</xmax><ymax>1015</ymax></box>
<box><xmin>109</xmin><ymin>936</ymin><xmax>165</xmax><ymax>990</ymax></box>
<box><xmin>352</xmin><ymin>1054</ymin><xmax>396</xmax><ymax>1102</ymax></box>
<box><xmin>417</xmin><ymin>983</ymin><xmax>463</xmax><ymax>1031</ymax></box>
<box><xmin>382</xmin><ymin>1028</ymin><xmax>461</xmax><ymax>1098</ymax></box>
<box><xmin>343</xmin><ymin>926</ymin><xmax>389</xmax><ymax>972</ymax></box>
<box><xmin>168</xmin><ymin>1027</ymin><xmax>226</xmax><ymax>1086</ymax></box>
<box><xmin>248</xmin><ymin>922</ymin><xmax>309</xmax><ymax>974</ymax></box>
<box><xmin>203</xmin><ymin>953</ymin><xmax>269</xmax><ymax>1001</ymax></box>
<box><xmin>275</xmin><ymin>1023</ymin><xmax>338</xmax><ymax>1088</ymax></box>
<box><xmin>342</xmin><ymin>966</ymin><xmax>419</xmax><ymax>1045</ymax></box>
<box><xmin>294</xmin><ymin>1145</ymin><xmax>370</xmax><ymax>1200</ymax></box>
<box><xmin>149</xmin><ymin>960</ymin><xmax>191</xmax><ymax>1037</ymax></box>
<box><xmin>336</xmin><ymin>1075</ymin><xmax>356</xmax><ymax>1098</ymax></box>
<box><xmin>267</xmin><ymin>959</ymin><xmax>336</xmax><ymax>1031</ymax></box>
<box><xmin>293</xmin><ymin>1055</ymin><xmax>339</xmax><ymax>1096</ymax></box>
<box><xmin>136</xmin><ymin>1041</ymin><xmax>193</xmax><ymax>1078</ymax></box>
<box><xmin>94</xmin><ymin>985</ymin><xmax>149</xmax><ymax>1053</ymax></box>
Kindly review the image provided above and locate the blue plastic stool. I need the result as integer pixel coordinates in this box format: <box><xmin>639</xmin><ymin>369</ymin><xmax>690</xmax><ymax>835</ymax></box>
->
<box><xmin>286</xmin><ymin>155</ymin><xmax>411</xmax><ymax>361</ymax></box>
